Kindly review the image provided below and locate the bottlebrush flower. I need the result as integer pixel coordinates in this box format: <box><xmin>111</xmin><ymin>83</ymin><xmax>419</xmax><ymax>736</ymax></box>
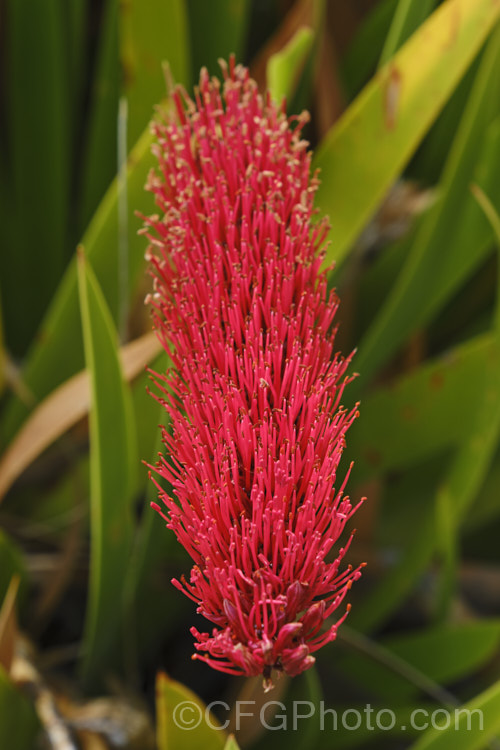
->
<box><xmin>143</xmin><ymin>58</ymin><xmax>364</xmax><ymax>689</ymax></box>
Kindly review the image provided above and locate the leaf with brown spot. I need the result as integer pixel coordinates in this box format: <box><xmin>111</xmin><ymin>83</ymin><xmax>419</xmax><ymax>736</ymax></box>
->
<box><xmin>314</xmin><ymin>0</ymin><xmax>500</xmax><ymax>268</ymax></box>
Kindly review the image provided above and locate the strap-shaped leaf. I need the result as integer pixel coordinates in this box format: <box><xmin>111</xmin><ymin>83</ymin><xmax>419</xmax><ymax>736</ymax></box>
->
<box><xmin>156</xmin><ymin>672</ymin><xmax>226</xmax><ymax>750</ymax></box>
<box><xmin>409</xmin><ymin>679</ymin><xmax>500</xmax><ymax>750</ymax></box>
<box><xmin>77</xmin><ymin>251</ymin><xmax>137</xmax><ymax>687</ymax></box>
<box><xmin>313</xmin><ymin>0</ymin><xmax>500</xmax><ymax>267</ymax></box>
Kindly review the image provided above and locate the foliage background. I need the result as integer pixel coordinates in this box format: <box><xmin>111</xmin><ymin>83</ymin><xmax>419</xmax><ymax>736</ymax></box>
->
<box><xmin>1</xmin><ymin>0</ymin><xmax>500</xmax><ymax>748</ymax></box>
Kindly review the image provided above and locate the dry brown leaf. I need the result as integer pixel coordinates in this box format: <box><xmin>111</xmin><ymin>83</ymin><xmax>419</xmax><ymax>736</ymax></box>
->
<box><xmin>0</xmin><ymin>575</ymin><xmax>19</xmax><ymax>673</ymax></box>
<box><xmin>0</xmin><ymin>331</ymin><xmax>161</xmax><ymax>502</ymax></box>
<box><xmin>11</xmin><ymin>637</ymin><xmax>154</xmax><ymax>749</ymax></box>
<box><xmin>11</xmin><ymin>641</ymin><xmax>80</xmax><ymax>750</ymax></box>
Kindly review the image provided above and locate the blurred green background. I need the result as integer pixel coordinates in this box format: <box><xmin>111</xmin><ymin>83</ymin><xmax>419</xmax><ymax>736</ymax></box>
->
<box><xmin>1</xmin><ymin>0</ymin><xmax>500</xmax><ymax>748</ymax></box>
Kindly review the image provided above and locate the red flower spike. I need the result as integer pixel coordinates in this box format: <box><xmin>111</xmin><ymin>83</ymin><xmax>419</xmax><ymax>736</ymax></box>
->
<box><xmin>143</xmin><ymin>58</ymin><xmax>365</xmax><ymax>689</ymax></box>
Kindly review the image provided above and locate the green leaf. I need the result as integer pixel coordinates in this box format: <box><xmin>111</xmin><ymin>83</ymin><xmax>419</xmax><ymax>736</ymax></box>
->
<box><xmin>0</xmin><ymin>666</ymin><xmax>39</xmax><ymax>750</ymax></box>
<box><xmin>434</xmin><ymin>344</ymin><xmax>500</xmax><ymax>617</ymax></box>
<box><xmin>349</xmin><ymin>332</ymin><xmax>500</xmax><ymax>630</ymax></box>
<box><xmin>409</xmin><ymin>679</ymin><xmax>500</xmax><ymax>750</ymax></box>
<box><xmin>187</xmin><ymin>0</ymin><xmax>250</xmax><ymax>82</ymax></box>
<box><xmin>379</xmin><ymin>0</ymin><xmax>436</xmax><ymax>67</ymax></box>
<box><xmin>121</xmin><ymin>0</ymin><xmax>191</xmax><ymax>147</ymax></box>
<box><xmin>355</xmin><ymin>116</ymin><xmax>500</xmax><ymax>345</ymax></box>
<box><xmin>354</xmin><ymin>24</ymin><xmax>500</xmax><ymax>386</ymax></box>
<box><xmin>349</xmin><ymin>470</ymin><xmax>437</xmax><ymax>632</ymax></box>
<box><xmin>435</xmin><ymin>183</ymin><xmax>500</xmax><ymax>617</ymax></box>
<box><xmin>411</xmin><ymin>57</ymin><xmax>480</xmax><ymax>184</ymax></box>
<box><xmin>64</xmin><ymin>0</ymin><xmax>86</xmax><ymax>112</ymax></box>
<box><xmin>77</xmin><ymin>251</ymin><xmax>136</xmax><ymax>687</ymax></box>
<box><xmin>3</xmin><ymin>126</ymin><xmax>156</xmax><ymax>445</ymax></box>
<box><xmin>297</xmin><ymin>667</ymin><xmax>323</xmax><ymax>750</ymax></box>
<box><xmin>472</xmin><ymin>181</ymin><xmax>500</xmax><ymax>252</ymax></box>
<box><xmin>124</xmin><ymin>419</ymin><xmax>167</xmax><ymax>607</ymax></box>
<box><xmin>130</xmin><ymin>349</ymin><xmax>169</xmax><ymax>479</ymax></box>
<box><xmin>122</xmin><ymin>399</ymin><xmax>183</xmax><ymax>667</ymax></box>
<box><xmin>2</xmin><ymin>1</ymin><xmax>190</xmax><ymax>443</ymax></box>
<box><xmin>467</xmin><ymin>445</ymin><xmax>500</xmax><ymax>531</ymax></box>
<box><xmin>253</xmin><ymin>669</ymin><xmax>322</xmax><ymax>750</ymax></box>
<box><xmin>340</xmin><ymin>621</ymin><xmax>500</xmax><ymax>702</ymax></box>
<box><xmin>387</xmin><ymin>622</ymin><xmax>500</xmax><ymax>692</ymax></box>
<box><xmin>316</xmin><ymin>703</ymin><xmax>435</xmax><ymax>749</ymax></box>
<box><xmin>224</xmin><ymin>737</ymin><xmax>241</xmax><ymax>750</ymax></box>
<box><xmin>350</xmin><ymin>334</ymin><xmax>500</xmax><ymax>629</ymax></box>
<box><xmin>341</xmin><ymin>0</ymin><xmax>399</xmax><ymax>97</ymax></box>
<box><xmin>313</xmin><ymin>0</ymin><xmax>500</xmax><ymax>268</ymax></box>
<box><xmin>2</xmin><ymin>0</ymin><xmax>70</xmax><ymax>355</ymax></box>
<box><xmin>267</xmin><ymin>27</ymin><xmax>314</xmax><ymax>104</ymax></box>
<box><xmin>122</xmin><ymin>355</ymin><xmax>192</xmax><ymax>667</ymax></box>
<box><xmin>78</xmin><ymin>0</ymin><xmax>120</xmax><ymax>234</ymax></box>
<box><xmin>349</xmin><ymin>333</ymin><xmax>495</xmax><ymax>481</ymax></box>
<box><xmin>156</xmin><ymin>672</ymin><xmax>226</xmax><ymax>750</ymax></box>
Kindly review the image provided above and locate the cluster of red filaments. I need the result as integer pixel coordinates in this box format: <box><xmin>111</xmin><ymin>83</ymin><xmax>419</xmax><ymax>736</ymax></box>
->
<box><xmin>143</xmin><ymin>58</ymin><xmax>364</xmax><ymax>688</ymax></box>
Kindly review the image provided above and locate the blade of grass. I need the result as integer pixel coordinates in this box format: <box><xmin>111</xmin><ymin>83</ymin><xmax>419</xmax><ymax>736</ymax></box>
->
<box><xmin>313</xmin><ymin>0</ymin><xmax>500</xmax><ymax>268</ymax></box>
<box><xmin>77</xmin><ymin>250</ymin><xmax>136</xmax><ymax>687</ymax></box>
